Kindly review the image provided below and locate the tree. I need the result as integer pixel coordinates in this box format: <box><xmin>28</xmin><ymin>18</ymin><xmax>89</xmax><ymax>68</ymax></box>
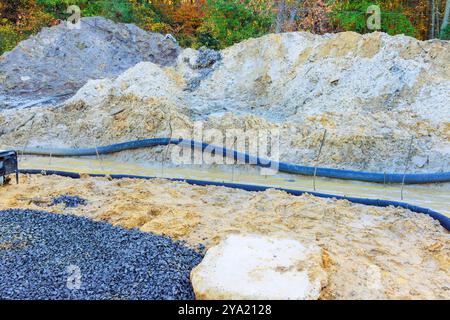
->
<box><xmin>0</xmin><ymin>0</ymin><xmax>54</xmax><ymax>54</ymax></box>
<box><xmin>274</xmin><ymin>0</ymin><xmax>304</xmax><ymax>33</ymax></box>
<box><xmin>274</xmin><ymin>0</ymin><xmax>285</xmax><ymax>33</ymax></box>
<box><xmin>331</xmin><ymin>0</ymin><xmax>415</xmax><ymax>37</ymax></box>
<box><xmin>295</xmin><ymin>0</ymin><xmax>332</xmax><ymax>34</ymax></box>
<box><xmin>441</xmin><ymin>0</ymin><xmax>450</xmax><ymax>38</ymax></box>
<box><xmin>430</xmin><ymin>0</ymin><xmax>436</xmax><ymax>38</ymax></box>
<box><xmin>201</xmin><ymin>0</ymin><xmax>273</xmax><ymax>48</ymax></box>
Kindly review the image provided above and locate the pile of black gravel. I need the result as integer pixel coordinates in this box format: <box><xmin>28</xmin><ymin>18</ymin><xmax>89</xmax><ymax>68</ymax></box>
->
<box><xmin>0</xmin><ymin>209</ymin><xmax>203</xmax><ymax>300</ymax></box>
<box><xmin>51</xmin><ymin>195</ymin><xmax>87</xmax><ymax>208</ymax></box>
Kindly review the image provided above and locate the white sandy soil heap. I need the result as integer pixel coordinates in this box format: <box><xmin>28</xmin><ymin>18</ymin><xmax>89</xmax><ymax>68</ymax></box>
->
<box><xmin>1</xmin><ymin>31</ymin><xmax>448</xmax><ymax>172</ymax></box>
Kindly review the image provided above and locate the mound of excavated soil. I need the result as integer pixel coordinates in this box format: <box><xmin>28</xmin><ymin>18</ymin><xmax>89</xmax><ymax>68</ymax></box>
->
<box><xmin>1</xmin><ymin>31</ymin><xmax>449</xmax><ymax>172</ymax></box>
<box><xmin>0</xmin><ymin>17</ymin><xmax>180</xmax><ymax>108</ymax></box>
<box><xmin>0</xmin><ymin>174</ymin><xmax>448</xmax><ymax>299</ymax></box>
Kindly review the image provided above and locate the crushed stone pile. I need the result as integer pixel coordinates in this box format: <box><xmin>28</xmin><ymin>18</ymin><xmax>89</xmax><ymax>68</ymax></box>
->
<box><xmin>0</xmin><ymin>209</ymin><xmax>202</xmax><ymax>300</ymax></box>
<box><xmin>51</xmin><ymin>195</ymin><xmax>87</xmax><ymax>208</ymax></box>
<box><xmin>0</xmin><ymin>17</ymin><xmax>180</xmax><ymax>109</ymax></box>
<box><xmin>0</xmin><ymin>31</ymin><xmax>449</xmax><ymax>172</ymax></box>
<box><xmin>1</xmin><ymin>174</ymin><xmax>449</xmax><ymax>299</ymax></box>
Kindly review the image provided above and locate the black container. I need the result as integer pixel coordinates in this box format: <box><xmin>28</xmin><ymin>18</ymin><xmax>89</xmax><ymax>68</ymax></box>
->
<box><xmin>0</xmin><ymin>150</ymin><xmax>18</xmax><ymax>185</ymax></box>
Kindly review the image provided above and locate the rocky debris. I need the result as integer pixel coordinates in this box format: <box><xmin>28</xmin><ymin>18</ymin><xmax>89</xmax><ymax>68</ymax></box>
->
<box><xmin>183</xmin><ymin>47</ymin><xmax>222</xmax><ymax>91</ymax></box>
<box><xmin>191</xmin><ymin>235</ymin><xmax>327</xmax><ymax>300</ymax></box>
<box><xmin>0</xmin><ymin>31</ymin><xmax>449</xmax><ymax>173</ymax></box>
<box><xmin>192</xmin><ymin>47</ymin><xmax>222</xmax><ymax>69</ymax></box>
<box><xmin>0</xmin><ymin>16</ymin><xmax>180</xmax><ymax>108</ymax></box>
<box><xmin>0</xmin><ymin>209</ymin><xmax>202</xmax><ymax>300</ymax></box>
<box><xmin>51</xmin><ymin>195</ymin><xmax>86</xmax><ymax>208</ymax></box>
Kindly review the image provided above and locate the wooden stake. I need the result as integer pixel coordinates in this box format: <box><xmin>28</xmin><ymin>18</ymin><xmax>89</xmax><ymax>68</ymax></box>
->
<box><xmin>401</xmin><ymin>136</ymin><xmax>414</xmax><ymax>200</ymax></box>
<box><xmin>313</xmin><ymin>129</ymin><xmax>327</xmax><ymax>191</ymax></box>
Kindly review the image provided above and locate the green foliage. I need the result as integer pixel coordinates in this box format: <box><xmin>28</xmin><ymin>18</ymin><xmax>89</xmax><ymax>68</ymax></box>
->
<box><xmin>196</xmin><ymin>27</ymin><xmax>220</xmax><ymax>49</ymax></box>
<box><xmin>441</xmin><ymin>25</ymin><xmax>450</xmax><ymax>40</ymax></box>
<box><xmin>0</xmin><ymin>0</ymin><xmax>433</xmax><ymax>55</ymax></box>
<box><xmin>0</xmin><ymin>23</ymin><xmax>22</xmax><ymax>54</ymax></box>
<box><xmin>0</xmin><ymin>0</ymin><xmax>54</xmax><ymax>54</ymax></box>
<box><xmin>37</xmin><ymin>0</ymin><xmax>134</xmax><ymax>22</ymax></box>
<box><xmin>201</xmin><ymin>0</ymin><xmax>274</xmax><ymax>49</ymax></box>
<box><xmin>331</xmin><ymin>0</ymin><xmax>416</xmax><ymax>37</ymax></box>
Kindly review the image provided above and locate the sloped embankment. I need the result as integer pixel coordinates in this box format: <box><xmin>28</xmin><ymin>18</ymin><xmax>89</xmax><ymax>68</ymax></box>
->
<box><xmin>0</xmin><ymin>17</ymin><xmax>180</xmax><ymax>109</ymax></box>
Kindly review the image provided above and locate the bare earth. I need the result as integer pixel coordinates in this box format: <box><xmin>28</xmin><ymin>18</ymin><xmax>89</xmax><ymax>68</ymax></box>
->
<box><xmin>1</xmin><ymin>174</ymin><xmax>448</xmax><ymax>299</ymax></box>
<box><xmin>2</xmin><ymin>32</ymin><xmax>449</xmax><ymax>173</ymax></box>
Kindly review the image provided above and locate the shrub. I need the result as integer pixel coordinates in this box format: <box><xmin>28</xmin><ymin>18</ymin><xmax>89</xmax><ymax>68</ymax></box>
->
<box><xmin>37</xmin><ymin>0</ymin><xmax>135</xmax><ymax>22</ymax></box>
<box><xmin>0</xmin><ymin>23</ymin><xmax>22</xmax><ymax>54</ymax></box>
<box><xmin>440</xmin><ymin>25</ymin><xmax>450</xmax><ymax>40</ymax></box>
<box><xmin>0</xmin><ymin>0</ymin><xmax>54</xmax><ymax>54</ymax></box>
<box><xmin>331</xmin><ymin>0</ymin><xmax>416</xmax><ymax>37</ymax></box>
<box><xmin>201</xmin><ymin>0</ymin><xmax>274</xmax><ymax>49</ymax></box>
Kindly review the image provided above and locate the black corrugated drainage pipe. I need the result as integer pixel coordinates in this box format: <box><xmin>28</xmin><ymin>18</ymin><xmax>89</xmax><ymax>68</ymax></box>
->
<box><xmin>17</xmin><ymin>138</ymin><xmax>450</xmax><ymax>184</ymax></box>
<box><xmin>19</xmin><ymin>169</ymin><xmax>450</xmax><ymax>231</ymax></box>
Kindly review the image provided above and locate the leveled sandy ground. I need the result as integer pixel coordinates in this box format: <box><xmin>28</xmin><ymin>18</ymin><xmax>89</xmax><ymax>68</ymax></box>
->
<box><xmin>1</xmin><ymin>174</ymin><xmax>448</xmax><ymax>299</ymax></box>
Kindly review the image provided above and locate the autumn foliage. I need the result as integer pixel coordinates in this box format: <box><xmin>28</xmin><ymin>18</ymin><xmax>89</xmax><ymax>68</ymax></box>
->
<box><xmin>1</xmin><ymin>0</ymin><xmax>449</xmax><ymax>54</ymax></box>
<box><xmin>0</xmin><ymin>0</ymin><xmax>55</xmax><ymax>53</ymax></box>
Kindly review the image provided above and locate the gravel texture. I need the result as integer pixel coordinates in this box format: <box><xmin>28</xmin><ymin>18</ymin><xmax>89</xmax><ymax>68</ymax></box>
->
<box><xmin>184</xmin><ymin>47</ymin><xmax>221</xmax><ymax>91</ymax></box>
<box><xmin>0</xmin><ymin>176</ymin><xmax>449</xmax><ymax>299</ymax></box>
<box><xmin>0</xmin><ymin>209</ymin><xmax>203</xmax><ymax>300</ymax></box>
<box><xmin>51</xmin><ymin>195</ymin><xmax>87</xmax><ymax>208</ymax></box>
<box><xmin>193</xmin><ymin>47</ymin><xmax>222</xmax><ymax>69</ymax></box>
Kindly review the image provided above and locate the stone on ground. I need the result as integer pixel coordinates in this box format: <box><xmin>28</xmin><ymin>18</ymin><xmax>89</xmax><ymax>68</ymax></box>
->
<box><xmin>191</xmin><ymin>234</ymin><xmax>327</xmax><ymax>300</ymax></box>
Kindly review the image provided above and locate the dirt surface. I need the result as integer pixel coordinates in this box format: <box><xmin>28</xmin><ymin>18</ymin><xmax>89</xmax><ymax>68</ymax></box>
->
<box><xmin>1</xmin><ymin>32</ymin><xmax>448</xmax><ymax>172</ymax></box>
<box><xmin>1</xmin><ymin>174</ymin><xmax>448</xmax><ymax>299</ymax></box>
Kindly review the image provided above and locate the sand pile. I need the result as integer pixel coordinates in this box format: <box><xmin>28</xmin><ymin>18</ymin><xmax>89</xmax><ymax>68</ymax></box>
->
<box><xmin>0</xmin><ymin>31</ymin><xmax>449</xmax><ymax>172</ymax></box>
<box><xmin>0</xmin><ymin>17</ymin><xmax>180</xmax><ymax>109</ymax></box>
<box><xmin>0</xmin><ymin>174</ymin><xmax>448</xmax><ymax>299</ymax></box>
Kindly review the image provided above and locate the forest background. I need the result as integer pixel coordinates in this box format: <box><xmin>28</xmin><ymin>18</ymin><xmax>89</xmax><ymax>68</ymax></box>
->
<box><xmin>1</xmin><ymin>0</ymin><xmax>449</xmax><ymax>54</ymax></box>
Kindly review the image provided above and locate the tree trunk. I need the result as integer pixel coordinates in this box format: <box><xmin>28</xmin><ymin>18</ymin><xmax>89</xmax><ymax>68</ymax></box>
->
<box><xmin>430</xmin><ymin>0</ymin><xmax>436</xmax><ymax>38</ymax></box>
<box><xmin>275</xmin><ymin>0</ymin><xmax>286</xmax><ymax>33</ymax></box>
<box><xmin>287</xmin><ymin>0</ymin><xmax>303</xmax><ymax>31</ymax></box>
<box><xmin>441</xmin><ymin>0</ymin><xmax>450</xmax><ymax>36</ymax></box>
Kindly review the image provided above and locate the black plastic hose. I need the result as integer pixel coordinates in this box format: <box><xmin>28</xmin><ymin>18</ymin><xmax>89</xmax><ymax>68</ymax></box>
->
<box><xmin>18</xmin><ymin>138</ymin><xmax>450</xmax><ymax>184</ymax></box>
<box><xmin>19</xmin><ymin>169</ymin><xmax>450</xmax><ymax>231</ymax></box>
